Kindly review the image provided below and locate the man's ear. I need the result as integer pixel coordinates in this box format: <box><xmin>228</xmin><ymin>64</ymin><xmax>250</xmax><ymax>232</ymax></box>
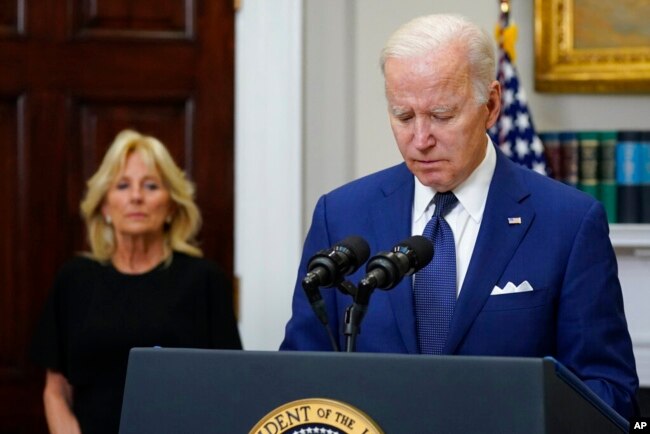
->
<box><xmin>485</xmin><ymin>80</ymin><xmax>501</xmax><ymax>130</ymax></box>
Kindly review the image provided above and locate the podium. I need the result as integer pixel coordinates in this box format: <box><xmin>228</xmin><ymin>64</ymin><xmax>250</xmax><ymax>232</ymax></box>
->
<box><xmin>119</xmin><ymin>348</ymin><xmax>628</xmax><ymax>433</ymax></box>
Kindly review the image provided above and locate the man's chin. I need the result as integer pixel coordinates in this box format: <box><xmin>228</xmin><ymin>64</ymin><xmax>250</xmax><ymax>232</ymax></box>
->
<box><xmin>412</xmin><ymin>171</ymin><xmax>451</xmax><ymax>192</ymax></box>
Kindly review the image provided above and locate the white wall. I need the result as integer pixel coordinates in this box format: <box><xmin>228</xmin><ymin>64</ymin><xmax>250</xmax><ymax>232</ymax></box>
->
<box><xmin>235</xmin><ymin>0</ymin><xmax>303</xmax><ymax>350</ymax></box>
<box><xmin>236</xmin><ymin>1</ymin><xmax>650</xmax><ymax>384</ymax></box>
<box><xmin>303</xmin><ymin>1</ymin><xmax>356</xmax><ymax>215</ymax></box>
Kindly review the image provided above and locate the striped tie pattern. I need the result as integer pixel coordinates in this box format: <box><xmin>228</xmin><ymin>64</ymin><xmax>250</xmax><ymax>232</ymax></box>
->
<box><xmin>414</xmin><ymin>191</ymin><xmax>458</xmax><ymax>355</ymax></box>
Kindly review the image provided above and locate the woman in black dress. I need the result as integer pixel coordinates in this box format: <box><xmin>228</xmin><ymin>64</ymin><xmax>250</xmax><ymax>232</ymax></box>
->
<box><xmin>31</xmin><ymin>130</ymin><xmax>242</xmax><ymax>434</ymax></box>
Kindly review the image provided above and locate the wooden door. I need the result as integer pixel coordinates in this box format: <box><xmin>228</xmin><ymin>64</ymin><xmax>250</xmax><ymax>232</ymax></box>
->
<box><xmin>0</xmin><ymin>1</ymin><xmax>235</xmax><ymax>432</ymax></box>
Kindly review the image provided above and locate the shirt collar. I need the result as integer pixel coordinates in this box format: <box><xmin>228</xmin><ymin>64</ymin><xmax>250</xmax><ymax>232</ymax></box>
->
<box><xmin>412</xmin><ymin>135</ymin><xmax>497</xmax><ymax>224</ymax></box>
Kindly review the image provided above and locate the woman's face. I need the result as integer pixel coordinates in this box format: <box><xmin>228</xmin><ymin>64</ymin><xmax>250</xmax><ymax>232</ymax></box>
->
<box><xmin>102</xmin><ymin>151</ymin><xmax>173</xmax><ymax>242</ymax></box>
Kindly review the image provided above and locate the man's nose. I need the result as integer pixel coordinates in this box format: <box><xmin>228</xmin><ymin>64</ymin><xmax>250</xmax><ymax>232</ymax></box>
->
<box><xmin>413</xmin><ymin>117</ymin><xmax>434</xmax><ymax>149</ymax></box>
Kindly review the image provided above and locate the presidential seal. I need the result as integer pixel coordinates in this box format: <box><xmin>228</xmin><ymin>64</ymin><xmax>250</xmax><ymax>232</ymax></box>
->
<box><xmin>249</xmin><ymin>398</ymin><xmax>384</xmax><ymax>434</ymax></box>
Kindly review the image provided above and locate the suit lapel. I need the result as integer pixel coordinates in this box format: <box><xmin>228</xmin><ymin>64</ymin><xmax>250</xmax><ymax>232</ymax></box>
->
<box><xmin>368</xmin><ymin>164</ymin><xmax>418</xmax><ymax>353</ymax></box>
<box><xmin>445</xmin><ymin>150</ymin><xmax>535</xmax><ymax>354</ymax></box>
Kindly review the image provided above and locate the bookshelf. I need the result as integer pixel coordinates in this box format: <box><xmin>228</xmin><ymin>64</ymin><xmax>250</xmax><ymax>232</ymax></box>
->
<box><xmin>610</xmin><ymin>224</ymin><xmax>650</xmax><ymax>250</ymax></box>
<box><xmin>539</xmin><ymin>130</ymin><xmax>649</xmax><ymax>231</ymax></box>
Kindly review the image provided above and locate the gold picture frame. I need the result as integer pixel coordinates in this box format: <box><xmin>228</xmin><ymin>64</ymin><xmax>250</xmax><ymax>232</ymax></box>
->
<box><xmin>534</xmin><ymin>0</ymin><xmax>650</xmax><ymax>93</ymax></box>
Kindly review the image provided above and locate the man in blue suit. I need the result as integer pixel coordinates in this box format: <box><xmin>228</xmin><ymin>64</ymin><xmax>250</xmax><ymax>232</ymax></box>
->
<box><xmin>280</xmin><ymin>14</ymin><xmax>638</xmax><ymax>419</ymax></box>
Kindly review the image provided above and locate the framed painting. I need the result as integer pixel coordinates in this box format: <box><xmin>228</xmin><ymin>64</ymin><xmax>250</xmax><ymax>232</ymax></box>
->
<box><xmin>534</xmin><ymin>0</ymin><xmax>650</xmax><ymax>93</ymax></box>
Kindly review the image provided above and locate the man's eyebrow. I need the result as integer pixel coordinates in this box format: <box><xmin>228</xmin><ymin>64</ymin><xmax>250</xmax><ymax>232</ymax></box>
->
<box><xmin>389</xmin><ymin>105</ymin><xmax>457</xmax><ymax>117</ymax></box>
<box><xmin>390</xmin><ymin>106</ymin><xmax>411</xmax><ymax>116</ymax></box>
<box><xmin>430</xmin><ymin>105</ymin><xmax>455</xmax><ymax>114</ymax></box>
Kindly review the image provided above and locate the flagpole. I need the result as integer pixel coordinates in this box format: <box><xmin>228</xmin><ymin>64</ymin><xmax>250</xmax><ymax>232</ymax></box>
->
<box><xmin>500</xmin><ymin>0</ymin><xmax>510</xmax><ymax>26</ymax></box>
<box><xmin>497</xmin><ymin>0</ymin><xmax>510</xmax><ymax>50</ymax></box>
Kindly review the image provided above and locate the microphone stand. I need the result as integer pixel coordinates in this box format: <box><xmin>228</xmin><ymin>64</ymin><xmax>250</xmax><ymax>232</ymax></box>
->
<box><xmin>343</xmin><ymin>304</ymin><xmax>366</xmax><ymax>352</ymax></box>
<box><xmin>342</xmin><ymin>279</ymin><xmax>374</xmax><ymax>353</ymax></box>
<box><xmin>301</xmin><ymin>278</ymin><xmax>339</xmax><ymax>352</ymax></box>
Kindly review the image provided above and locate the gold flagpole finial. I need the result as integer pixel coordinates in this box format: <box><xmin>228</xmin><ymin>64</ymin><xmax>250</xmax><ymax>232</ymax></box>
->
<box><xmin>500</xmin><ymin>0</ymin><xmax>510</xmax><ymax>14</ymax></box>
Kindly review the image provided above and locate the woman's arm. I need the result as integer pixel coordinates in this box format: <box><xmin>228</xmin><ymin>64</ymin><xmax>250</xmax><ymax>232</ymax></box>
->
<box><xmin>43</xmin><ymin>369</ymin><xmax>81</xmax><ymax>434</ymax></box>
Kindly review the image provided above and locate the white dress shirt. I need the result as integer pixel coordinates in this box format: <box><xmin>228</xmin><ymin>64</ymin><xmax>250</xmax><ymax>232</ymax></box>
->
<box><xmin>411</xmin><ymin>136</ymin><xmax>497</xmax><ymax>295</ymax></box>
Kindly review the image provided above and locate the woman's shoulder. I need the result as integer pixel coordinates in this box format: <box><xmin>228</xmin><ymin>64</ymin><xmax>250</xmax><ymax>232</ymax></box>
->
<box><xmin>56</xmin><ymin>254</ymin><xmax>107</xmax><ymax>279</ymax></box>
<box><xmin>170</xmin><ymin>251</ymin><xmax>227</xmax><ymax>276</ymax></box>
<box><xmin>168</xmin><ymin>252</ymin><xmax>231</xmax><ymax>292</ymax></box>
<box><xmin>46</xmin><ymin>255</ymin><xmax>109</xmax><ymax>300</ymax></box>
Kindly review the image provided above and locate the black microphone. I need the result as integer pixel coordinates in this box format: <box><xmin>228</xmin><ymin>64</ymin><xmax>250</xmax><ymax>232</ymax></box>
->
<box><xmin>343</xmin><ymin>235</ymin><xmax>433</xmax><ymax>352</ymax></box>
<box><xmin>357</xmin><ymin>235</ymin><xmax>433</xmax><ymax>301</ymax></box>
<box><xmin>301</xmin><ymin>236</ymin><xmax>370</xmax><ymax>324</ymax></box>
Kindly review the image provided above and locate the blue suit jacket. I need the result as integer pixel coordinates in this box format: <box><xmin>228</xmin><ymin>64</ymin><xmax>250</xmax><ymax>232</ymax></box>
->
<box><xmin>281</xmin><ymin>147</ymin><xmax>638</xmax><ymax>419</ymax></box>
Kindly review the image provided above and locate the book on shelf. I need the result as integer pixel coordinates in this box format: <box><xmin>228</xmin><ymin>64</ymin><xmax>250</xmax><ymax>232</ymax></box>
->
<box><xmin>616</xmin><ymin>131</ymin><xmax>643</xmax><ymax>224</ymax></box>
<box><xmin>641</xmin><ymin>131</ymin><xmax>650</xmax><ymax>223</ymax></box>
<box><xmin>577</xmin><ymin>131</ymin><xmax>600</xmax><ymax>201</ymax></box>
<box><xmin>599</xmin><ymin>131</ymin><xmax>618</xmax><ymax>224</ymax></box>
<box><xmin>539</xmin><ymin>132</ymin><xmax>562</xmax><ymax>181</ymax></box>
<box><xmin>559</xmin><ymin>132</ymin><xmax>579</xmax><ymax>188</ymax></box>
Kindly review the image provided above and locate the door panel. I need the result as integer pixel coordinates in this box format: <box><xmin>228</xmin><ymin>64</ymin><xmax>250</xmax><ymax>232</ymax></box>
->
<box><xmin>0</xmin><ymin>1</ymin><xmax>234</xmax><ymax>432</ymax></box>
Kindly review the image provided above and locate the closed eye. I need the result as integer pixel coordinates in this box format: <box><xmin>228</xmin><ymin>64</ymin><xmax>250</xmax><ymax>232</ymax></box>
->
<box><xmin>430</xmin><ymin>106</ymin><xmax>455</xmax><ymax>121</ymax></box>
<box><xmin>396</xmin><ymin>114</ymin><xmax>413</xmax><ymax>123</ymax></box>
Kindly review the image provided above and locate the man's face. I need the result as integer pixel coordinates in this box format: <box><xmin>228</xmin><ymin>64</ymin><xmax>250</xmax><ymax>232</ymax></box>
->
<box><xmin>384</xmin><ymin>43</ymin><xmax>500</xmax><ymax>192</ymax></box>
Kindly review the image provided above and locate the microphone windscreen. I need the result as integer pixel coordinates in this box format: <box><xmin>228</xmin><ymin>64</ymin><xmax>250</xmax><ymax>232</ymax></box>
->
<box><xmin>400</xmin><ymin>235</ymin><xmax>434</xmax><ymax>271</ymax></box>
<box><xmin>338</xmin><ymin>235</ymin><xmax>371</xmax><ymax>270</ymax></box>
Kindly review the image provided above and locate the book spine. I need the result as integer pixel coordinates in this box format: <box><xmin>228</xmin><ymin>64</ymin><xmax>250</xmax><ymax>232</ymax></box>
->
<box><xmin>598</xmin><ymin>131</ymin><xmax>618</xmax><ymax>224</ymax></box>
<box><xmin>540</xmin><ymin>132</ymin><xmax>562</xmax><ymax>181</ymax></box>
<box><xmin>616</xmin><ymin>131</ymin><xmax>642</xmax><ymax>223</ymax></box>
<box><xmin>577</xmin><ymin>131</ymin><xmax>600</xmax><ymax>200</ymax></box>
<box><xmin>559</xmin><ymin>132</ymin><xmax>579</xmax><ymax>188</ymax></box>
<box><xmin>641</xmin><ymin>131</ymin><xmax>650</xmax><ymax>223</ymax></box>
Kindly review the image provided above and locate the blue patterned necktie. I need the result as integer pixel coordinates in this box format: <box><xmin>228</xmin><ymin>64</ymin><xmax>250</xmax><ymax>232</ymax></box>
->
<box><xmin>414</xmin><ymin>191</ymin><xmax>459</xmax><ymax>355</ymax></box>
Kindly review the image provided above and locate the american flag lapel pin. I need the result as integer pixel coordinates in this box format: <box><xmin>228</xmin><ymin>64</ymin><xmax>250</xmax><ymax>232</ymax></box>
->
<box><xmin>508</xmin><ymin>217</ymin><xmax>522</xmax><ymax>225</ymax></box>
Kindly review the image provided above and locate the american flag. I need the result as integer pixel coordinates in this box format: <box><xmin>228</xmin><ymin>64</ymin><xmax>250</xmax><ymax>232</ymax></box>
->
<box><xmin>489</xmin><ymin>5</ymin><xmax>547</xmax><ymax>175</ymax></box>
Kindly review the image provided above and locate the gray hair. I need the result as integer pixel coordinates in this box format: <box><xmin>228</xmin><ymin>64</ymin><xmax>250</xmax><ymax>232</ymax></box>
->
<box><xmin>380</xmin><ymin>14</ymin><xmax>495</xmax><ymax>104</ymax></box>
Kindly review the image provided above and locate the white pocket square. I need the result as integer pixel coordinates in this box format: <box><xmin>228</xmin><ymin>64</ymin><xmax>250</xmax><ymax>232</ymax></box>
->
<box><xmin>491</xmin><ymin>280</ymin><xmax>533</xmax><ymax>295</ymax></box>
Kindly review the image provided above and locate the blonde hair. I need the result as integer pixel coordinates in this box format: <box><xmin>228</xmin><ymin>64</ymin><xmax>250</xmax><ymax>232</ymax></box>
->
<box><xmin>380</xmin><ymin>14</ymin><xmax>496</xmax><ymax>104</ymax></box>
<box><xmin>80</xmin><ymin>129</ymin><xmax>203</xmax><ymax>261</ymax></box>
